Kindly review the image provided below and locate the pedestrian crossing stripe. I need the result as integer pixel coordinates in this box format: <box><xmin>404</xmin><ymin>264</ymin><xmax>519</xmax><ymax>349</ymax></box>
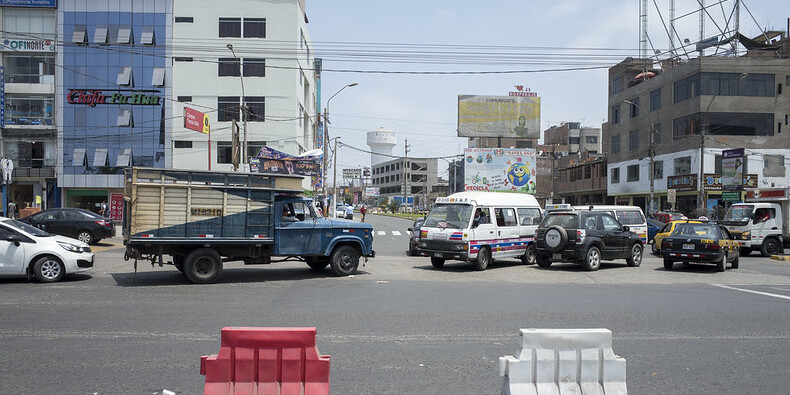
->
<box><xmin>392</xmin><ymin>231</ymin><xmax>401</xmax><ymax>236</ymax></box>
<box><xmin>377</xmin><ymin>231</ymin><xmax>386</xmax><ymax>236</ymax></box>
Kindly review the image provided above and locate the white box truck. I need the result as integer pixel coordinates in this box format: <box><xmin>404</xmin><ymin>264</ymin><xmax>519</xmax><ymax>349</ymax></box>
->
<box><xmin>722</xmin><ymin>188</ymin><xmax>790</xmax><ymax>256</ymax></box>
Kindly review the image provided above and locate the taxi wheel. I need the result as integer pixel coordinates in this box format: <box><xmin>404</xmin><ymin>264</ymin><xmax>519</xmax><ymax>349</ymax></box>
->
<box><xmin>716</xmin><ymin>252</ymin><xmax>727</xmax><ymax>272</ymax></box>
<box><xmin>651</xmin><ymin>242</ymin><xmax>659</xmax><ymax>255</ymax></box>
<box><xmin>731</xmin><ymin>254</ymin><xmax>739</xmax><ymax>269</ymax></box>
<box><xmin>663</xmin><ymin>259</ymin><xmax>673</xmax><ymax>270</ymax></box>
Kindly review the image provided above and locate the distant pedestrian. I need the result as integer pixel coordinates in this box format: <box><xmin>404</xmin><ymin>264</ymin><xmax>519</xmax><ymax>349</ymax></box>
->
<box><xmin>99</xmin><ymin>200</ymin><xmax>107</xmax><ymax>217</ymax></box>
<box><xmin>360</xmin><ymin>205</ymin><xmax>366</xmax><ymax>222</ymax></box>
<box><xmin>7</xmin><ymin>201</ymin><xmax>17</xmax><ymax>219</ymax></box>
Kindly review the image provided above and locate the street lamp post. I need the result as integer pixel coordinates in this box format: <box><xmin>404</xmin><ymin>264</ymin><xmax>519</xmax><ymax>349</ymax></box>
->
<box><xmin>323</xmin><ymin>82</ymin><xmax>358</xmax><ymax>208</ymax></box>
<box><xmin>227</xmin><ymin>44</ymin><xmax>248</xmax><ymax>168</ymax></box>
<box><xmin>698</xmin><ymin>72</ymin><xmax>748</xmax><ymax>214</ymax></box>
<box><xmin>624</xmin><ymin>99</ymin><xmax>657</xmax><ymax>216</ymax></box>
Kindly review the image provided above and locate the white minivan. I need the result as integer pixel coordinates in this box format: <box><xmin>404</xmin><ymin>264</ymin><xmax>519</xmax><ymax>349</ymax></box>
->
<box><xmin>418</xmin><ymin>191</ymin><xmax>543</xmax><ymax>270</ymax></box>
<box><xmin>573</xmin><ymin>205</ymin><xmax>648</xmax><ymax>245</ymax></box>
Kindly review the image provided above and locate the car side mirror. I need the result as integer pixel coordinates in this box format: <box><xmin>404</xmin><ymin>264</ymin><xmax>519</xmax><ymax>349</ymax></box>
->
<box><xmin>6</xmin><ymin>235</ymin><xmax>21</xmax><ymax>247</ymax></box>
<box><xmin>407</xmin><ymin>228</ymin><xmax>413</xmax><ymax>232</ymax></box>
<box><xmin>623</xmin><ymin>225</ymin><xmax>630</xmax><ymax>232</ymax></box>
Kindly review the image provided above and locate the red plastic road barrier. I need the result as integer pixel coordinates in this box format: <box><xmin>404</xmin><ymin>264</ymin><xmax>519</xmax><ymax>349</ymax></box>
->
<box><xmin>200</xmin><ymin>327</ymin><xmax>331</xmax><ymax>395</ymax></box>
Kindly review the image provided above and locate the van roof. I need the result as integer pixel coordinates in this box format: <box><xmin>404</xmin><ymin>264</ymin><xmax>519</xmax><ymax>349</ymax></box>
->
<box><xmin>572</xmin><ymin>205</ymin><xmax>645</xmax><ymax>213</ymax></box>
<box><xmin>437</xmin><ymin>191</ymin><xmax>540</xmax><ymax>207</ymax></box>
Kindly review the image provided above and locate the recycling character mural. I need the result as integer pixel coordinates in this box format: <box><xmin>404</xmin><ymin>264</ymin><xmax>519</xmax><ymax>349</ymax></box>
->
<box><xmin>463</xmin><ymin>148</ymin><xmax>536</xmax><ymax>193</ymax></box>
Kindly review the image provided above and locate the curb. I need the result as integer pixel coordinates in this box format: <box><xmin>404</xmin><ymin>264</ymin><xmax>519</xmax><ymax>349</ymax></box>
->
<box><xmin>770</xmin><ymin>255</ymin><xmax>790</xmax><ymax>261</ymax></box>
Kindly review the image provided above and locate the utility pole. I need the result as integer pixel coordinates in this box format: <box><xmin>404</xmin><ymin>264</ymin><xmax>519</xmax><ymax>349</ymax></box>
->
<box><xmin>403</xmin><ymin>139</ymin><xmax>410</xmax><ymax>211</ymax></box>
<box><xmin>648</xmin><ymin>123</ymin><xmax>656</xmax><ymax>215</ymax></box>
<box><xmin>332</xmin><ymin>138</ymin><xmax>339</xmax><ymax>210</ymax></box>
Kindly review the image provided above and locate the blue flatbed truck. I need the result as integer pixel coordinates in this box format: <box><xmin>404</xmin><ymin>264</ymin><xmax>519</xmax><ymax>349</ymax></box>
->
<box><xmin>122</xmin><ymin>167</ymin><xmax>375</xmax><ymax>284</ymax></box>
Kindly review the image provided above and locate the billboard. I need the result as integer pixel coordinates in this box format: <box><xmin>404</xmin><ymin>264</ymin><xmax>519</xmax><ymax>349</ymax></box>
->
<box><xmin>342</xmin><ymin>168</ymin><xmax>362</xmax><ymax>179</ymax></box>
<box><xmin>721</xmin><ymin>148</ymin><xmax>744</xmax><ymax>190</ymax></box>
<box><xmin>364</xmin><ymin>187</ymin><xmax>380</xmax><ymax>197</ymax></box>
<box><xmin>458</xmin><ymin>95</ymin><xmax>540</xmax><ymax>138</ymax></box>
<box><xmin>184</xmin><ymin>106</ymin><xmax>209</xmax><ymax>134</ymax></box>
<box><xmin>464</xmin><ymin>148</ymin><xmax>536</xmax><ymax>193</ymax></box>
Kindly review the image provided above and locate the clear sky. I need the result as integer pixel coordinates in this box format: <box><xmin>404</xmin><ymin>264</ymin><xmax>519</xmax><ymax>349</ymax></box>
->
<box><xmin>307</xmin><ymin>0</ymin><xmax>784</xmax><ymax>180</ymax></box>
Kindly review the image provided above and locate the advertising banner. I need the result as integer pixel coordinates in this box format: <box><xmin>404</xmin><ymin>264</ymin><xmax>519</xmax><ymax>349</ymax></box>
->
<box><xmin>184</xmin><ymin>107</ymin><xmax>209</xmax><ymax>134</ymax></box>
<box><xmin>109</xmin><ymin>193</ymin><xmax>123</xmax><ymax>222</ymax></box>
<box><xmin>0</xmin><ymin>0</ymin><xmax>57</xmax><ymax>7</ymax></box>
<box><xmin>458</xmin><ymin>95</ymin><xmax>540</xmax><ymax>138</ymax></box>
<box><xmin>364</xmin><ymin>187</ymin><xmax>380</xmax><ymax>197</ymax></box>
<box><xmin>342</xmin><ymin>168</ymin><xmax>361</xmax><ymax>179</ymax></box>
<box><xmin>721</xmin><ymin>148</ymin><xmax>744</xmax><ymax>190</ymax></box>
<box><xmin>1</xmin><ymin>38</ymin><xmax>55</xmax><ymax>52</ymax></box>
<box><xmin>463</xmin><ymin>148</ymin><xmax>536</xmax><ymax>193</ymax></box>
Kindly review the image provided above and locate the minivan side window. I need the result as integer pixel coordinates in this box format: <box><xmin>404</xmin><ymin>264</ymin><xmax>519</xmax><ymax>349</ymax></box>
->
<box><xmin>495</xmin><ymin>208</ymin><xmax>517</xmax><ymax>226</ymax></box>
<box><xmin>616</xmin><ymin>210</ymin><xmax>645</xmax><ymax>225</ymax></box>
<box><xmin>601</xmin><ymin>214</ymin><xmax>621</xmax><ymax>231</ymax></box>
<box><xmin>517</xmin><ymin>208</ymin><xmax>542</xmax><ymax>225</ymax></box>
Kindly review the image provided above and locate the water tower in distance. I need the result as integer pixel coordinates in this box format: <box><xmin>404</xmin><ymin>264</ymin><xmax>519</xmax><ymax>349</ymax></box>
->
<box><xmin>366</xmin><ymin>127</ymin><xmax>396</xmax><ymax>167</ymax></box>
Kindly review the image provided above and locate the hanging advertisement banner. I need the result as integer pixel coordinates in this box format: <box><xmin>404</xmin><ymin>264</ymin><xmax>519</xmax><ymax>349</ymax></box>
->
<box><xmin>184</xmin><ymin>107</ymin><xmax>209</xmax><ymax>134</ymax></box>
<box><xmin>458</xmin><ymin>95</ymin><xmax>541</xmax><ymax>138</ymax></box>
<box><xmin>463</xmin><ymin>148</ymin><xmax>536</xmax><ymax>193</ymax></box>
<box><xmin>109</xmin><ymin>193</ymin><xmax>124</xmax><ymax>222</ymax></box>
<box><xmin>721</xmin><ymin>148</ymin><xmax>744</xmax><ymax>190</ymax></box>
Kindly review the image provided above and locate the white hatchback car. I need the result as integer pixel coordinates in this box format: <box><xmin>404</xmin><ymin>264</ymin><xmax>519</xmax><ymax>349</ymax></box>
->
<box><xmin>0</xmin><ymin>217</ymin><xmax>95</xmax><ymax>283</ymax></box>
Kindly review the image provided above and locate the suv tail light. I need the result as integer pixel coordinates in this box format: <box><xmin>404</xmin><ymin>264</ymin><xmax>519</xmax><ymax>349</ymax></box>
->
<box><xmin>704</xmin><ymin>242</ymin><xmax>720</xmax><ymax>250</ymax></box>
<box><xmin>576</xmin><ymin>229</ymin><xmax>586</xmax><ymax>244</ymax></box>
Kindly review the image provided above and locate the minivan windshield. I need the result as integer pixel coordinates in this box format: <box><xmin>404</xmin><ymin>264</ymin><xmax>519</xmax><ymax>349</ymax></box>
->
<box><xmin>424</xmin><ymin>204</ymin><xmax>473</xmax><ymax>229</ymax></box>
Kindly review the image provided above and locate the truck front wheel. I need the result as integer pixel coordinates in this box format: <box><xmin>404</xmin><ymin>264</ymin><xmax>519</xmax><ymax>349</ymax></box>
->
<box><xmin>330</xmin><ymin>246</ymin><xmax>359</xmax><ymax>276</ymax></box>
<box><xmin>184</xmin><ymin>248</ymin><xmax>223</xmax><ymax>284</ymax></box>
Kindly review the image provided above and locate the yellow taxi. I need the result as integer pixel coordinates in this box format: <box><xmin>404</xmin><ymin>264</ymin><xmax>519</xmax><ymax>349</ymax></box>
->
<box><xmin>651</xmin><ymin>220</ymin><xmax>703</xmax><ymax>254</ymax></box>
<box><xmin>659</xmin><ymin>222</ymin><xmax>740</xmax><ymax>272</ymax></box>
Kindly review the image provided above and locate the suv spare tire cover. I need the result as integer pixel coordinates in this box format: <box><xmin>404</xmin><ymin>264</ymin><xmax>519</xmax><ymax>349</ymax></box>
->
<box><xmin>545</xmin><ymin>225</ymin><xmax>568</xmax><ymax>252</ymax></box>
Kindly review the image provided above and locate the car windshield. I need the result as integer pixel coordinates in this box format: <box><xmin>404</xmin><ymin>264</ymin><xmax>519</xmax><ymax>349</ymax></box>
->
<box><xmin>724</xmin><ymin>205</ymin><xmax>753</xmax><ymax>222</ymax></box>
<box><xmin>541</xmin><ymin>213</ymin><xmax>578</xmax><ymax>228</ymax></box>
<box><xmin>672</xmin><ymin>223</ymin><xmax>720</xmax><ymax>238</ymax></box>
<box><xmin>4</xmin><ymin>219</ymin><xmax>51</xmax><ymax>237</ymax></box>
<box><xmin>424</xmin><ymin>204</ymin><xmax>472</xmax><ymax>229</ymax></box>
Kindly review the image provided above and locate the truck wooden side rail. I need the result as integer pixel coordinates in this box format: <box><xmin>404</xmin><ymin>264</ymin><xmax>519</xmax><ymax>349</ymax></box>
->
<box><xmin>122</xmin><ymin>167</ymin><xmax>375</xmax><ymax>283</ymax></box>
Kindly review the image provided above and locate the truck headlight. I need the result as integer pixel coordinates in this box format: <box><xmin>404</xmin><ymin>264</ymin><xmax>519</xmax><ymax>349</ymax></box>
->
<box><xmin>742</xmin><ymin>231</ymin><xmax>750</xmax><ymax>240</ymax></box>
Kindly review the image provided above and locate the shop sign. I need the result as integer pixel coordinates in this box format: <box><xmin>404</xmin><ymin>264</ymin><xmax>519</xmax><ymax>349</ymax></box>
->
<box><xmin>67</xmin><ymin>89</ymin><xmax>160</xmax><ymax>107</ymax></box>
<box><xmin>667</xmin><ymin>189</ymin><xmax>677</xmax><ymax>204</ymax></box>
<box><xmin>721</xmin><ymin>191</ymin><xmax>741</xmax><ymax>202</ymax></box>
<box><xmin>0</xmin><ymin>0</ymin><xmax>56</xmax><ymax>7</ymax></box>
<box><xmin>667</xmin><ymin>174</ymin><xmax>697</xmax><ymax>191</ymax></box>
<box><xmin>109</xmin><ymin>193</ymin><xmax>123</xmax><ymax>222</ymax></box>
<box><xmin>1</xmin><ymin>38</ymin><xmax>55</xmax><ymax>52</ymax></box>
<box><xmin>702</xmin><ymin>173</ymin><xmax>758</xmax><ymax>190</ymax></box>
<box><xmin>616</xmin><ymin>197</ymin><xmax>630</xmax><ymax>205</ymax></box>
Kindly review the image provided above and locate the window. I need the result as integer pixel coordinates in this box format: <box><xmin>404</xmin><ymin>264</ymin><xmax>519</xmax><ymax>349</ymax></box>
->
<box><xmin>515</xmin><ymin>140</ymin><xmax>533</xmax><ymax>148</ymax></box>
<box><xmin>117</xmin><ymin>149</ymin><xmax>131</xmax><ymax>167</ymax></box>
<box><xmin>627</xmin><ymin>164</ymin><xmax>639</xmax><ymax>182</ymax></box>
<box><xmin>117</xmin><ymin>109</ymin><xmax>133</xmax><ymax>127</ymax></box>
<box><xmin>217</xmin><ymin>141</ymin><xmax>233</xmax><ymax>163</ymax></box>
<box><xmin>244</xmin><ymin>96</ymin><xmax>265</xmax><ymax>122</ymax></box>
<box><xmin>72</xmin><ymin>148</ymin><xmax>86</xmax><ymax>166</ymax></box>
<box><xmin>629</xmin><ymin>130</ymin><xmax>639</xmax><ymax>150</ymax></box>
<box><xmin>4</xmin><ymin>55</ymin><xmax>54</xmax><ymax>83</ymax></box>
<box><xmin>246</xmin><ymin>141</ymin><xmax>266</xmax><ymax>159</ymax></box>
<box><xmin>177</xmin><ymin>96</ymin><xmax>192</xmax><ymax>102</ymax></box>
<box><xmin>601</xmin><ymin>214</ymin><xmax>620</xmax><ymax>231</ymax></box>
<box><xmin>141</xmin><ymin>26</ymin><xmax>155</xmax><ymax>45</ymax></box>
<box><xmin>611</xmin><ymin>105</ymin><xmax>620</xmax><ymax>124</ymax></box>
<box><xmin>703</xmin><ymin>112</ymin><xmax>774</xmax><ymax>136</ymax></box>
<box><xmin>72</xmin><ymin>25</ymin><xmax>87</xmax><ymax>43</ymax></box>
<box><xmin>243</xmin><ymin>58</ymin><xmax>266</xmax><ymax>77</ymax></box>
<box><xmin>715</xmin><ymin>154</ymin><xmax>722</xmax><ymax>174</ymax></box>
<box><xmin>628</xmin><ymin>97</ymin><xmax>640</xmax><ymax>118</ymax></box>
<box><xmin>4</xmin><ymin>96</ymin><xmax>54</xmax><ymax>126</ymax></box>
<box><xmin>92</xmin><ymin>25</ymin><xmax>108</xmax><ymax>44</ymax></box>
<box><xmin>673</xmin><ymin>113</ymin><xmax>700</xmax><ymax>139</ymax></box>
<box><xmin>175</xmin><ymin>17</ymin><xmax>194</xmax><ymax>23</ymax></box>
<box><xmin>117</xmin><ymin>25</ymin><xmax>132</xmax><ymax>44</ymax></box>
<box><xmin>649</xmin><ymin>89</ymin><xmax>661</xmax><ymax>111</ymax></box>
<box><xmin>611</xmin><ymin>76</ymin><xmax>622</xmax><ymax>94</ymax></box>
<box><xmin>674</xmin><ymin>74</ymin><xmax>700</xmax><ymax>103</ymax></box>
<box><xmin>764</xmin><ymin>155</ymin><xmax>786</xmax><ymax>177</ymax></box>
<box><xmin>494</xmin><ymin>208</ymin><xmax>517</xmax><ymax>227</ymax></box>
<box><xmin>584</xmin><ymin>164</ymin><xmax>592</xmax><ymax>179</ymax></box>
<box><xmin>701</xmin><ymin>72</ymin><xmax>774</xmax><ymax>97</ymax></box>
<box><xmin>219</xmin><ymin>18</ymin><xmax>241</xmax><ymax>37</ymax></box>
<box><xmin>174</xmin><ymin>141</ymin><xmax>193</xmax><ymax>148</ymax></box>
<box><xmin>610</xmin><ymin>135</ymin><xmax>620</xmax><ymax>154</ymax></box>
<box><xmin>92</xmin><ymin>148</ymin><xmax>108</xmax><ymax>167</ymax></box>
<box><xmin>218</xmin><ymin>58</ymin><xmax>240</xmax><ymax>77</ymax></box>
<box><xmin>674</xmin><ymin>156</ymin><xmax>691</xmax><ymax>175</ymax></box>
<box><xmin>517</xmin><ymin>208</ymin><xmax>542</xmax><ymax>225</ymax></box>
<box><xmin>585</xmin><ymin>136</ymin><xmax>598</xmax><ymax>144</ymax></box>
<box><xmin>116</xmin><ymin>67</ymin><xmax>133</xmax><ymax>86</ymax></box>
<box><xmin>243</xmin><ymin>18</ymin><xmax>266</xmax><ymax>38</ymax></box>
<box><xmin>218</xmin><ymin>96</ymin><xmax>240</xmax><ymax>122</ymax></box>
<box><xmin>152</xmin><ymin>68</ymin><xmax>165</xmax><ymax>87</ymax></box>
<box><xmin>611</xmin><ymin>167</ymin><xmax>620</xmax><ymax>183</ymax></box>
<box><xmin>654</xmin><ymin>160</ymin><xmax>664</xmax><ymax>179</ymax></box>
<box><xmin>568</xmin><ymin>137</ymin><xmax>580</xmax><ymax>145</ymax></box>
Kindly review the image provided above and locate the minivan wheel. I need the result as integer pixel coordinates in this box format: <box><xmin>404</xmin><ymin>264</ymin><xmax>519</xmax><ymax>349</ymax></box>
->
<box><xmin>583</xmin><ymin>246</ymin><xmax>601</xmax><ymax>271</ymax></box>
<box><xmin>521</xmin><ymin>244</ymin><xmax>536</xmax><ymax>265</ymax></box>
<box><xmin>626</xmin><ymin>243</ymin><xmax>643</xmax><ymax>267</ymax></box>
<box><xmin>474</xmin><ymin>247</ymin><xmax>491</xmax><ymax>271</ymax></box>
<box><xmin>430</xmin><ymin>256</ymin><xmax>445</xmax><ymax>268</ymax></box>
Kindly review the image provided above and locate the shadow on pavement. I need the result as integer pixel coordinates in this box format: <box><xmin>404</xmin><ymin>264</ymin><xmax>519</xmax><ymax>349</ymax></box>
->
<box><xmin>110</xmin><ymin>266</ymin><xmax>371</xmax><ymax>287</ymax></box>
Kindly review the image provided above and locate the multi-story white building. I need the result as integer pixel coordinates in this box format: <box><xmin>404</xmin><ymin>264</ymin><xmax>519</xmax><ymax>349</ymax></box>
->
<box><xmin>170</xmin><ymin>0</ymin><xmax>316</xmax><ymax>173</ymax></box>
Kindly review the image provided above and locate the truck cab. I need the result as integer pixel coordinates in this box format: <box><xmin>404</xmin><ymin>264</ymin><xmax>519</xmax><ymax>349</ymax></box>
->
<box><xmin>722</xmin><ymin>188</ymin><xmax>789</xmax><ymax>256</ymax></box>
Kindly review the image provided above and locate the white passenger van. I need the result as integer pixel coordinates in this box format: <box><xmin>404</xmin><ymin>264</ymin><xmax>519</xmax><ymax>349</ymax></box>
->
<box><xmin>418</xmin><ymin>191</ymin><xmax>543</xmax><ymax>270</ymax></box>
<box><xmin>573</xmin><ymin>205</ymin><xmax>648</xmax><ymax>245</ymax></box>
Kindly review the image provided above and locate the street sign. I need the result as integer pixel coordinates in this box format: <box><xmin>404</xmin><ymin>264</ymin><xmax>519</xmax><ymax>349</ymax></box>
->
<box><xmin>721</xmin><ymin>191</ymin><xmax>741</xmax><ymax>202</ymax></box>
<box><xmin>667</xmin><ymin>189</ymin><xmax>676</xmax><ymax>204</ymax></box>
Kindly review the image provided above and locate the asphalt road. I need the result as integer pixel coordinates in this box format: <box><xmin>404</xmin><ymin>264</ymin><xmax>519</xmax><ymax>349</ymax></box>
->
<box><xmin>1</xmin><ymin>213</ymin><xmax>789</xmax><ymax>394</ymax></box>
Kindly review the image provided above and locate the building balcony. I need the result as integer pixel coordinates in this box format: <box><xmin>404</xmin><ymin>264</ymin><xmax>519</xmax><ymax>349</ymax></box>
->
<box><xmin>12</xmin><ymin>166</ymin><xmax>56</xmax><ymax>178</ymax></box>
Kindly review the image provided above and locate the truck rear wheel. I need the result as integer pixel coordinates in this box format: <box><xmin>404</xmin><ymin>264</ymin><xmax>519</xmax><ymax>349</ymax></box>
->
<box><xmin>760</xmin><ymin>238</ymin><xmax>783</xmax><ymax>257</ymax></box>
<box><xmin>184</xmin><ymin>248</ymin><xmax>223</xmax><ymax>284</ymax></box>
<box><xmin>330</xmin><ymin>246</ymin><xmax>359</xmax><ymax>276</ymax></box>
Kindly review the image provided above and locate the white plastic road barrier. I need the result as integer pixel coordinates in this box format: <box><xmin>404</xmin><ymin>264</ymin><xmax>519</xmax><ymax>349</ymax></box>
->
<box><xmin>499</xmin><ymin>328</ymin><xmax>627</xmax><ymax>395</ymax></box>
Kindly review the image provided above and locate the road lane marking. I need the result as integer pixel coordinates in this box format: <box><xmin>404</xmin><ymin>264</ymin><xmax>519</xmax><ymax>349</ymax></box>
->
<box><xmin>377</xmin><ymin>231</ymin><xmax>386</xmax><ymax>236</ymax></box>
<box><xmin>392</xmin><ymin>231</ymin><xmax>402</xmax><ymax>236</ymax></box>
<box><xmin>711</xmin><ymin>284</ymin><xmax>790</xmax><ymax>300</ymax></box>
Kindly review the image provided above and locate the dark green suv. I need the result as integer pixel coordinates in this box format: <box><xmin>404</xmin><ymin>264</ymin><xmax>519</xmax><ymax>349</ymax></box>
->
<box><xmin>535</xmin><ymin>210</ymin><xmax>644</xmax><ymax>271</ymax></box>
